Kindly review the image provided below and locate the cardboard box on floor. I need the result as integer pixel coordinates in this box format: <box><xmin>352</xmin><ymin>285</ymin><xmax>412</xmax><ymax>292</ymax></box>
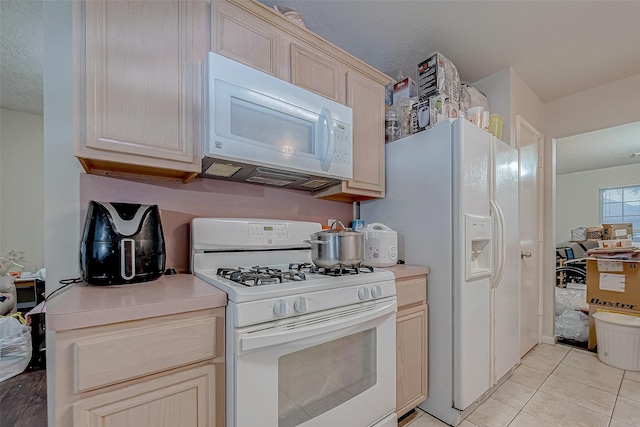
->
<box><xmin>586</xmin><ymin>258</ymin><xmax>640</xmax><ymax>349</ymax></box>
<box><xmin>586</xmin><ymin>258</ymin><xmax>640</xmax><ymax>309</ymax></box>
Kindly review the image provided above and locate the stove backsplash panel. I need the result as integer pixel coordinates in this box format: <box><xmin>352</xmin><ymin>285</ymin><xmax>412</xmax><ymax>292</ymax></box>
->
<box><xmin>80</xmin><ymin>174</ymin><xmax>352</xmax><ymax>273</ymax></box>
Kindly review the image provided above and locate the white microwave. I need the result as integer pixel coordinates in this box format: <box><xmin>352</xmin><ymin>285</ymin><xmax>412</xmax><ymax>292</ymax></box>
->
<box><xmin>203</xmin><ymin>52</ymin><xmax>353</xmax><ymax>192</ymax></box>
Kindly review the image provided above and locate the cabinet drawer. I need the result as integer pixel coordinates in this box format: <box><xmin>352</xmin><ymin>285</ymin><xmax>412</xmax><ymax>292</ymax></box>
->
<box><xmin>74</xmin><ymin>316</ymin><xmax>218</xmax><ymax>392</ymax></box>
<box><xmin>396</xmin><ymin>277</ymin><xmax>427</xmax><ymax>309</ymax></box>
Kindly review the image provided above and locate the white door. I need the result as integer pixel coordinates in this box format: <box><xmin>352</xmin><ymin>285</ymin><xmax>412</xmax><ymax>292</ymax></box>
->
<box><xmin>516</xmin><ymin>116</ymin><xmax>543</xmax><ymax>357</ymax></box>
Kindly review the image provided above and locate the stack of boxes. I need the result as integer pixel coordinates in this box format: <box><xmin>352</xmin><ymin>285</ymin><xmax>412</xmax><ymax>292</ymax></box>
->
<box><xmin>415</xmin><ymin>51</ymin><xmax>460</xmax><ymax>131</ymax></box>
<box><xmin>586</xmin><ymin>223</ymin><xmax>638</xmax><ymax>349</ymax></box>
<box><xmin>385</xmin><ymin>51</ymin><xmax>461</xmax><ymax>142</ymax></box>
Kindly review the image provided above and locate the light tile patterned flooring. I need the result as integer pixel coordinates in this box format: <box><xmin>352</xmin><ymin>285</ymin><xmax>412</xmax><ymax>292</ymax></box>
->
<box><xmin>404</xmin><ymin>344</ymin><xmax>640</xmax><ymax>427</ymax></box>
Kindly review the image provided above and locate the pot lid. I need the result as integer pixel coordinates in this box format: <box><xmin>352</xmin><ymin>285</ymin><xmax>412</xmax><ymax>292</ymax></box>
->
<box><xmin>311</xmin><ymin>220</ymin><xmax>363</xmax><ymax>237</ymax></box>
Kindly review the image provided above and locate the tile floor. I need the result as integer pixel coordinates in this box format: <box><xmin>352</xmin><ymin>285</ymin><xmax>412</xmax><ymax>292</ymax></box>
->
<box><xmin>404</xmin><ymin>343</ymin><xmax>640</xmax><ymax>427</ymax></box>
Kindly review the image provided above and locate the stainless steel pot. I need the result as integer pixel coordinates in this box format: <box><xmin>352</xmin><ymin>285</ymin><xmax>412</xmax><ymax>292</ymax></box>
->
<box><xmin>304</xmin><ymin>221</ymin><xmax>364</xmax><ymax>268</ymax></box>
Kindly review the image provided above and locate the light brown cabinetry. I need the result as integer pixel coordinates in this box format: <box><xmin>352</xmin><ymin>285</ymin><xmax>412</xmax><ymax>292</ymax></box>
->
<box><xmin>73</xmin><ymin>0</ymin><xmax>206</xmax><ymax>182</ymax></box>
<box><xmin>210</xmin><ymin>0</ymin><xmax>390</xmax><ymax>201</ymax></box>
<box><xmin>54</xmin><ymin>309</ymin><xmax>225</xmax><ymax>427</ymax></box>
<box><xmin>290</xmin><ymin>42</ymin><xmax>346</xmax><ymax>103</ymax></box>
<box><xmin>395</xmin><ymin>275</ymin><xmax>429</xmax><ymax>418</ymax></box>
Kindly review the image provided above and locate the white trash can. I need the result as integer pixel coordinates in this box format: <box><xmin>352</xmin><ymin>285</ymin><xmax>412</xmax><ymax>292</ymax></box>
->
<box><xmin>592</xmin><ymin>312</ymin><xmax>640</xmax><ymax>371</ymax></box>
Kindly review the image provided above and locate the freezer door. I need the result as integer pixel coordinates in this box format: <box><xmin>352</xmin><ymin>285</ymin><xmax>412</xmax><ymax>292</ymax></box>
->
<box><xmin>491</xmin><ymin>137</ymin><xmax>520</xmax><ymax>383</ymax></box>
<box><xmin>452</xmin><ymin>119</ymin><xmax>492</xmax><ymax>410</ymax></box>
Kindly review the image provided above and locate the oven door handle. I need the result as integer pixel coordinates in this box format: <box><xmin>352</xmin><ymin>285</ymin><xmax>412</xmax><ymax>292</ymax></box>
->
<box><xmin>239</xmin><ymin>299</ymin><xmax>396</xmax><ymax>352</ymax></box>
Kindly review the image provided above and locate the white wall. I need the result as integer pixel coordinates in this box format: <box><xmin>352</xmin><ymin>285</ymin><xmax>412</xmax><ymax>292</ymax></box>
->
<box><xmin>544</xmin><ymin>72</ymin><xmax>640</xmax><ymax>338</ymax></box>
<box><xmin>0</xmin><ymin>108</ymin><xmax>45</xmax><ymax>272</ymax></box>
<box><xmin>44</xmin><ymin>2</ymin><xmax>78</xmax><ymax>424</ymax></box>
<box><xmin>556</xmin><ymin>163</ymin><xmax>640</xmax><ymax>244</ymax></box>
<box><xmin>510</xmin><ymin>70</ymin><xmax>544</xmax><ymax>140</ymax></box>
<box><xmin>473</xmin><ymin>67</ymin><xmax>545</xmax><ymax>145</ymax></box>
<box><xmin>473</xmin><ymin>68</ymin><xmax>511</xmax><ymax>144</ymax></box>
<box><xmin>43</xmin><ymin>0</ymin><xmax>80</xmax><ymax>290</ymax></box>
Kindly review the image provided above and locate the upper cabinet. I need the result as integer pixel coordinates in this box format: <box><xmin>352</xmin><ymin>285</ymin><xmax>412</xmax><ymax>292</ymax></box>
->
<box><xmin>289</xmin><ymin>42</ymin><xmax>346</xmax><ymax>104</ymax></box>
<box><xmin>73</xmin><ymin>0</ymin><xmax>206</xmax><ymax>182</ymax></box>
<box><xmin>211</xmin><ymin>0</ymin><xmax>390</xmax><ymax>201</ymax></box>
<box><xmin>211</xmin><ymin>0</ymin><xmax>279</xmax><ymax>76</ymax></box>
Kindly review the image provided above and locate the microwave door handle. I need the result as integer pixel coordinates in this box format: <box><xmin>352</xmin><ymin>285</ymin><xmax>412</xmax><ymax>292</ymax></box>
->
<box><xmin>318</xmin><ymin>107</ymin><xmax>335</xmax><ymax>172</ymax></box>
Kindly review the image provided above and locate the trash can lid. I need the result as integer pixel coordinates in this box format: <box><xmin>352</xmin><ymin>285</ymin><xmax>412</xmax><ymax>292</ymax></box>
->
<box><xmin>593</xmin><ymin>311</ymin><xmax>640</xmax><ymax>327</ymax></box>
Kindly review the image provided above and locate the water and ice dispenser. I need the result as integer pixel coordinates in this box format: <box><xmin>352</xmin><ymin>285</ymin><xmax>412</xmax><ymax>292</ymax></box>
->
<box><xmin>465</xmin><ymin>215</ymin><xmax>493</xmax><ymax>280</ymax></box>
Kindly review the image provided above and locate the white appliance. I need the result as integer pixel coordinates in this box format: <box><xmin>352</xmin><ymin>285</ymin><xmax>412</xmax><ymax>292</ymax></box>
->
<box><xmin>362</xmin><ymin>223</ymin><xmax>398</xmax><ymax>267</ymax></box>
<box><xmin>191</xmin><ymin>218</ymin><xmax>397</xmax><ymax>427</ymax></box>
<box><xmin>361</xmin><ymin>119</ymin><xmax>520</xmax><ymax>425</ymax></box>
<box><xmin>203</xmin><ymin>53</ymin><xmax>353</xmax><ymax>192</ymax></box>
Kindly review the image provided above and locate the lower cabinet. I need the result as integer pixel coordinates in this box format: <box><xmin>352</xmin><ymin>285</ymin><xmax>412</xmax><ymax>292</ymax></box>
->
<box><xmin>73</xmin><ymin>365</ymin><xmax>216</xmax><ymax>427</ymax></box>
<box><xmin>396</xmin><ymin>275</ymin><xmax>428</xmax><ymax>418</ymax></box>
<box><xmin>54</xmin><ymin>308</ymin><xmax>225</xmax><ymax>427</ymax></box>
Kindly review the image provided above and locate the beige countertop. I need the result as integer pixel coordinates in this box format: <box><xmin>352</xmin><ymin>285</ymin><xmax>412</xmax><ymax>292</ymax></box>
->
<box><xmin>383</xmin><ymin>264</ymin><xmax>430</xmax><ymax>279</ymax></box>
<box><xmin>46</xmin><ymin>274</ymin><xmax>227</xmax><ymax>331</ymax></box>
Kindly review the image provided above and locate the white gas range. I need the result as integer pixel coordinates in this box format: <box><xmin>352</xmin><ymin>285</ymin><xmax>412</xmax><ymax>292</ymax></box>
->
<box><xmin>191</xmin><ymin>218</ymin><xmax>397</xmax><ymax>427</ymax></box>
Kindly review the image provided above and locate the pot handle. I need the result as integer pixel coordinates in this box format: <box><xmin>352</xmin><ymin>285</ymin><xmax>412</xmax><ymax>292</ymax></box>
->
<box><xmin>303</xmin><ymin>240</ymin><xmax>328</xmax><ymax>245</ymax></box>
<box><xmin>330</xmin><ymin>220</ymin><xmax>347</xmax><ymax>230</ymax></box>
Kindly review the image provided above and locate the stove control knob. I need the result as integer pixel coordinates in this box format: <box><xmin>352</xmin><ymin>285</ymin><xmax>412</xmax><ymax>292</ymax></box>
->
<box><xmin>371</xmin><ymin>285</ymin><xmax>383</xmax><ymax>298</ymax></box>
<box><xmin>273</xmin><ymin>299</ymin><xmax>289</xmax><ymax>317</ymax></box>
<box><xmin>294</xmin><ymin>297</ymin><xmax>308</xmax><ymax>313</ymax></box>
<box><xmin>358</xmin><ymin>287</ymin><xmax>370</xmax><ymax>300</ymax></box>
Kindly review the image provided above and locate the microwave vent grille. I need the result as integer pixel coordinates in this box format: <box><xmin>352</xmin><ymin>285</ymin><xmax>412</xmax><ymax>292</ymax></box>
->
<box><xmin>204</xmin><ymin>162</ymin><xmax>242</xmax><ymax>178</ymax></box>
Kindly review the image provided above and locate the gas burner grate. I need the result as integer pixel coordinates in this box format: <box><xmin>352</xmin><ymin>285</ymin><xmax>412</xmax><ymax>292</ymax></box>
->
<box><xmin>309</xmin><ymin>265</ymin><xmax>375</xmax><ymax>276</ymax></box>
<box><xmin>217</xmin><ymin>265</ymin><xmax>307</xmax><ymax>286</ymax></box>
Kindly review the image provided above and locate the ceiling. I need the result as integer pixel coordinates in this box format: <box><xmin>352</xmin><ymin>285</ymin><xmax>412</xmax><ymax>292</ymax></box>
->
<box><xmin>1</xmin><ymin>0</ymin><xmax>639</xmax><ymax>173</ymax></box>
<box><xmin>556</xmin><ymin>122</ymin><xmax>640</xmax><ymax>175</ymax></box>
<box><xmin>0</xmin><ymin>0</ymin><xmax>42</xmax><ymax>116</ymax></box>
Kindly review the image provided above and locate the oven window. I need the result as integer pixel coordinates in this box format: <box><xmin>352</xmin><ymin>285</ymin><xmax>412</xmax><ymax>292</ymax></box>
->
<box><xmin>278</xmin><ymin>328</ymin><xmax>377</xmax><ymax>427</ymax></box>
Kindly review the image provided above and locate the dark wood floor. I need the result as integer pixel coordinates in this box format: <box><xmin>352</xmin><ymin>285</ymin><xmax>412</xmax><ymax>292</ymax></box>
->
<box><xmin>0</xmin><ymin>369</ymin><xmax>47</xmax><ymax>427</ymax></box>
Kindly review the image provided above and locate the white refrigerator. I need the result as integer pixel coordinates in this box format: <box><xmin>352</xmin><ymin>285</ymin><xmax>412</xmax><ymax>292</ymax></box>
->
<box><xmin>361</xmin><ymin>118</ymin><xmax>520</xmax><ymax>426</ymax></box>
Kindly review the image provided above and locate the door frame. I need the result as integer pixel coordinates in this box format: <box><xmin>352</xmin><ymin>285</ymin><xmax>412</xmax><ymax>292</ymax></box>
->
<box><xmin>515</xmin><ymin>115</ymin><xmax>545</xmax><ymax>349</ymax></box>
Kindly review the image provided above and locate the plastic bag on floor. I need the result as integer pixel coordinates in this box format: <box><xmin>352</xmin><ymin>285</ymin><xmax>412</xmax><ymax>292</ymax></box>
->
<box><xmin>555</xmin><ymin>309</ymin><xmax>589</xmax><ymax>342</ymax></box>
<box><xmin>0</xmin><ymin>315</ymin><xmax>32</xmax><ymax>382</ymax></box>
<box><xmin>555</xmin><ymin>287</ymin><xmax>588</xmax><ymax>316</ymax></box>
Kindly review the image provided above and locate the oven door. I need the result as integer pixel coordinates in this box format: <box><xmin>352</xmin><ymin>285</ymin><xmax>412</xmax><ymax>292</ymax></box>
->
<box><xmin>230</xmin><ymin>297</ymin><xmax>397</xmax><ymax>427</ymax></box>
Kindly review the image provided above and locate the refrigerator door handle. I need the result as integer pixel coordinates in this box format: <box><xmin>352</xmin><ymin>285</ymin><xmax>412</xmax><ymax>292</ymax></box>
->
<box><xmin>490</xmin><ymin>199</ymin><xmax>506</xmax><ymax>288</ymax></box>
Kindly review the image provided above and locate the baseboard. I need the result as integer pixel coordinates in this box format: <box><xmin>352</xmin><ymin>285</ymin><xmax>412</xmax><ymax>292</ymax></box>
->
<box><xmin>541</xmin><ymin>334</ymin><xmax>557</xmax><ymax>345</ymax></box>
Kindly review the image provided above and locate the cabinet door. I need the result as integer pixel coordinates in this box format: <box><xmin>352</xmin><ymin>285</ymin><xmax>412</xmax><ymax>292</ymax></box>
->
<box><xmin>77</xmin><ymin>0</ymin><xmax>201</xmax><ymax>180</ymax></box>
<box><xmin>396</xmin><ymin>304</ymin><xmax>428</xmax><ymax>417</ymax></box>
<box><xmin>345</xmin><ymin>70</ymin><xmax>385</xmax><ymax>197</ymax></box>
<box><xmin>73</xmin><ymin>365</ymin><xmax>217</xmax><ymax>427</ymax></box>
<box><xmin>315</xmin><ymin>70</ymin><xmax>386</xmax><ymax>201</ymax></box>
<box><xmin>290</xmin><ymin>42</ymin><xmax>346</xmax><ymax>103</ymax></box>
<box><xmin>211</xmin><ymin>0</ymin><xmax>279</xmax><ymax>76</ymax></box>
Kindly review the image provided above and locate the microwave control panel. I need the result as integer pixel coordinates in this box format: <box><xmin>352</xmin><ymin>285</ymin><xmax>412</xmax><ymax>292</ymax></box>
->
<box><xmin>333</xmin><ymin>121</ymin><xmax>351</xmax><ymax>164</ymax></box>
